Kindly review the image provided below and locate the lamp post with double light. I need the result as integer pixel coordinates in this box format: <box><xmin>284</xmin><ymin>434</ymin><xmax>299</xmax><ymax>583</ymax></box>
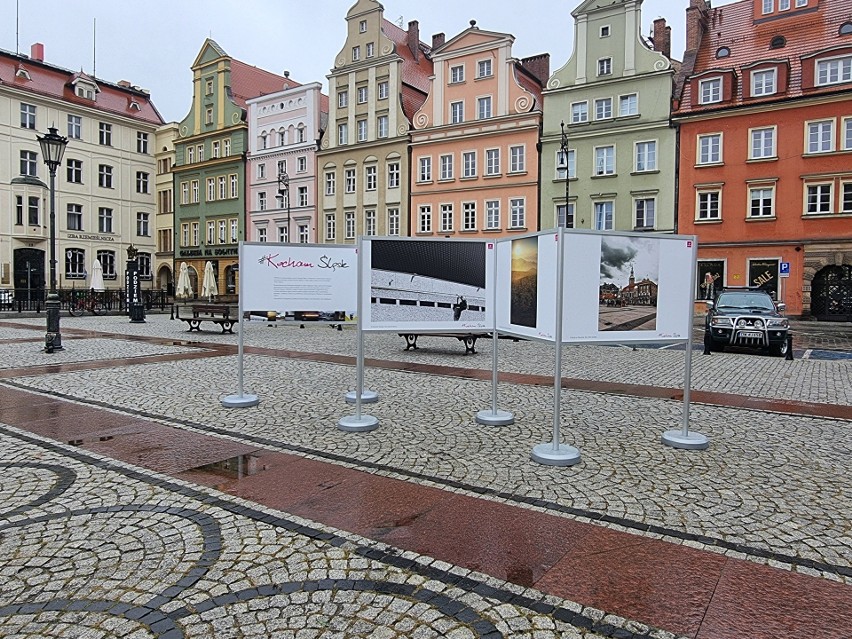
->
<box><xmin>277</xmin><ymin>169</ymin><xmax>290</xmax><ymax>242</ymax></box>
<box><xmin>560</xmin><ymin>120</ymin><xmax>570</xmax><ymax>228</ymax></box>
<box><xmin>37</xmin><ymin>126</ymin><xmax>68</xmax><ymax>352</ymax></box>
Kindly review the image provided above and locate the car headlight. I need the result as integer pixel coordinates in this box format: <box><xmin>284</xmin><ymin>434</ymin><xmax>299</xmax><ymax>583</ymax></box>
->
<box><xmin>711</xmin><ymin>317</ymin><xmax>733</xmax><ymax>327</ymax></box>
<box><xmin>766</xmin><ymin>318</ymin><xmax>788</xmax><ymax>328</ymax></box>
<box><xmin>737</xmin><ymin>319</ymin><xmax>748</xmax><ymax>328</ymax></box>
<box><xmin>753</xmin><ymin>319</ymin><xmax>764</xmax><ymax>329</ymax></box>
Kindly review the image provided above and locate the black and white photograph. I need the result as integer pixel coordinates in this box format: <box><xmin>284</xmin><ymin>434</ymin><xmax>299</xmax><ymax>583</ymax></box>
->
<box><xmin>598</xmin><ymin>235</ymin><xmax>660</xmax><ymax>332</ymax></box>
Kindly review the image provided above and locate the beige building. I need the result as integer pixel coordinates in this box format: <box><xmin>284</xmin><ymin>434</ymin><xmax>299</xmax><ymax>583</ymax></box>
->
<box><xmin>317</xmin><ymin>0</ymin><xmax>432</xmax><ymax>243</ymax></box>
<box><xmin>154</xmin><ymin>122</ymin><xmax>178</xmax><ymax>293</ymax></box>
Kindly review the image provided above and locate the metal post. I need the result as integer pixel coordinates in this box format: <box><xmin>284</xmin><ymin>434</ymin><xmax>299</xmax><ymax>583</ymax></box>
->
<box><xmin>222</xmin><ymin>242</ymin><xmax>259</xmax><ymax>408</ymax></box>
<box><xmin>44</xmin><ymin>167</ymin><xmax>62</xmax><ymax>351</ymax></box>
<box><xmin>560</xmin><ymin>120</ymin><xmax>570</xmax><ymax>228</ymax></box>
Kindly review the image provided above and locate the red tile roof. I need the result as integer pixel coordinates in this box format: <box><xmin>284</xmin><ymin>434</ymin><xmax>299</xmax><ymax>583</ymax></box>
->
<box><xmin>381</xmin><ymin>18</ymin><xmax>433</xmax><ymax>119</ymax></box>
<box><xmin>229</xmin><ymin>59</ymin><xmax>297</xmax><ymax>109</ymax></box>
<box><xmin>678</xmin><ymin>0</ymin><xmax>852</xmax><ymax>113</ymax></box>
<box><xmin>0</xmin><ymin>47</ymin><xmax>163</xmax><ymax>125</ymax></box>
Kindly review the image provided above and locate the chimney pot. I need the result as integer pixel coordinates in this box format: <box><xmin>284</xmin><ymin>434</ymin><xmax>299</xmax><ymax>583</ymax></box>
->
<box><xmin>30</xmin><ymin>43</ymin><xmax>44</xmax><ymax>62</ymax></box>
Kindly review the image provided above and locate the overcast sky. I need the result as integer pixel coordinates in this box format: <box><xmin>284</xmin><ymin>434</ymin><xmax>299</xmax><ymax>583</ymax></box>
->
<box><xmin>2</xmin><ymin>0</ymin><xmax>737</xmax><ymax>123</ymax></box>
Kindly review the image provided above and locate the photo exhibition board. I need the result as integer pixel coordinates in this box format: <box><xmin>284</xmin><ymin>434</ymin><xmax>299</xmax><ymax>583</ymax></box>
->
<box><xmin>360</xmin><ymin>237</ymin><xmax>495</xmax><ymax>332</ymax></box>
<box><xmin>239</xmin><ymin>242</ymin><xmax>357</xmax><ymax>316</ymax></box>
<box><xmin>495</xmin><ymin>230</ymin><xmax>697</xmax><ymax>343</ymax></box>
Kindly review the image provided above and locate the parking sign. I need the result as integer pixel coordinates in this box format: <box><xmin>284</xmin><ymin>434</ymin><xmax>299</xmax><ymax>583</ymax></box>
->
<box><xmin>780</xmin><ymin>262</ymin><xmax>790</xmax><ymax>278</ymax></box>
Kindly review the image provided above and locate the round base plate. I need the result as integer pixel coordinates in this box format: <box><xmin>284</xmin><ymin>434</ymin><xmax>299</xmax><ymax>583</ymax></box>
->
<box><xmin>344</xmin><ymin>390</ymin><xmax>379</xmax><ymax>404</ymax></box>
<box><xmin>337</xmin><ymin>415</ymin><xmax>379</xmax><ymax>432</ymax></box>
<box><xmin>531</xmin><ymin>442</ymin><xmax>581</xmax><ymax>466</ymax></box>
<box><xmin>475</xmin><ymin>409</ymin><xmax>514</xmax><ymax>426</ymax></box>
<box><xmin>221</xmin><ymin>394</ymin><xmax>260</xmax><ymax>408</ymax></box>
<box><xmin>661</xmin><ymin>430</ymin><xmax>709</xmax><ymax>450</ymax></box>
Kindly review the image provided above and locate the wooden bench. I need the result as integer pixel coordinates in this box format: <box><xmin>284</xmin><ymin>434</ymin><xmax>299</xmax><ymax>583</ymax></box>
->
<box><xmin>177</xmin><ymin>304</ymin><xmax>238</xmax><ymax>334</ymax></box>
<box><xmin>398</xmin><ymin>333</ymin><xmax>486</xmax><ymax>355</ymax></box>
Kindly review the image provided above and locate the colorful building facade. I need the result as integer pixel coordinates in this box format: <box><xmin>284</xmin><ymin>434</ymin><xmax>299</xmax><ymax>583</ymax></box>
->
<box><xmin>410</xmin><ymin>22</ymin><xmax>546</xmax><ymax>238</ymax></box>
<box><xmin>154</xmin><ymin>122</ymin><xmax>177</xmax><ymax>293</ymax></box>
<box><xmin>675</xmin><ymin>0</ymin><xmax>852</xmax><ymax>318</ymax></box>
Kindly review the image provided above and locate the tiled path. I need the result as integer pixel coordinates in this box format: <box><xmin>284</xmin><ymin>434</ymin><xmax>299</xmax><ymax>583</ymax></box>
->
<box><xmin>1</xmin><ymin>316</ymin><xmax>850</xmax><ymax>638</ymax></box>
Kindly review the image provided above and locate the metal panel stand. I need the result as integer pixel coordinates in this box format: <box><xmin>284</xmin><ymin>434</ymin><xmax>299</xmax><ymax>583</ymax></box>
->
<box><xmin>475</xmin><ymin>330</ymin><xmax>514</xmax><ymax>426</ymax></box>
<box><xmin>222</xmin><ymin>243</ymin><xmax>259</xmax><ymax>408</ymax></box>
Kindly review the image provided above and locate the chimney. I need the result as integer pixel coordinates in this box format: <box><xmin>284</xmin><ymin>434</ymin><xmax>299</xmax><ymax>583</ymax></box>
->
<box><xmin>432</xmin><ymin>32</ymin><xmax>445</xmax><ymax>49</ymax></box>
<box><xmin>686</xmin><ymin>0</ymin><xmax>709</xmax><ymax>52</ymax></box>
<box><xmin>30</xmin><ymin>43</ymin><xmax>44</xmax><ymax>62</ymax></box>
<box><xmin>117</xmin><ymin>80</ymin><xmax>132</xmax><ymax>88</ymax></box>
<box><xmin>407</xmin><ymin>20</ymin><xmax>420</xmax><ymax>61</ymax></box>
<box><xmin>652</xmin><ymin>18</ymin><xmax>672</xmax><ymax>59</ymax></box>
<box><xmin>521</xmin><ymin>53</ymin><xmax>551</xmax><ymax>86</ymax></box>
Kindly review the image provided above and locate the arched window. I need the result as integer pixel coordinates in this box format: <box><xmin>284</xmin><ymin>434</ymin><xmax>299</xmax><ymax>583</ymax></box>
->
<box><xmin>770</xmin><ymin>35</ymin><xmax>786</xmax><ymax>49</ymax></box>
<box><xmin>716</xmin><ymin>47</ymin><xmax>731</xmax><ymax>58</ymax></box>
<box><xmin>840</xmin><ymin>22</ymin><xmax>852</xmax><ymax>36</ymax></box>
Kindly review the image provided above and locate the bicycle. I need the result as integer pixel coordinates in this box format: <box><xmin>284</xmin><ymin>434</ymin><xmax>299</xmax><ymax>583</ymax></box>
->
<box><xmin>68</xmin><ymin>296</ymin><xmax>103</xmax><ymax>316</ymax></box>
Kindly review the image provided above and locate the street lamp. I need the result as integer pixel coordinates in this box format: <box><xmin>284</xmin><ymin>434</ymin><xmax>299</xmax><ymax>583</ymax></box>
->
<box><xmin>37</xmin><ymin>125</ymin><xmax>68</xmax><ymax>352</ymax></box>
<box><xmin>277</xmin><ymin>169</ymin><xmax>291</xmax><ymax>242</ymax></box>
<box><xmin>559</xmin><ymin>120</ymin><xmax>570</xmax><ymax>228</ymax></box>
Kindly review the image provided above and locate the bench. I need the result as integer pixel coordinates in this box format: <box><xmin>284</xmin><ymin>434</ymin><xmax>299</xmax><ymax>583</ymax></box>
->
<box><xmin>398</xmin><ymin>333</ymin><xmax>486</xmax><ymax>355</ymax></box>
<box><xmin>177</xmin><ymin>304</ymin><xmax>238</xmax><ymax>334</ymax></box>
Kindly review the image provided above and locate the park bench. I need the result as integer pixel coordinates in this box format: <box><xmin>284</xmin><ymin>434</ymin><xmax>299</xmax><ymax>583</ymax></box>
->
<box><xmin>398</xmin><ymin>333</ymin><xmax>486</xmax><ymax>354</ymax></box>
<box><xmin>177</xmin><ymin>304</ymin><xmax>238</xmax><ymax>334</ymax></box>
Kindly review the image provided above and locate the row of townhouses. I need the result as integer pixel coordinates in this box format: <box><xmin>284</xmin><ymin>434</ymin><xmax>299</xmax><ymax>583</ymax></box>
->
<box><xmin>1</xmin><ymin>0</ymin><xmax>850</xmax><ymax>318</ymax></box>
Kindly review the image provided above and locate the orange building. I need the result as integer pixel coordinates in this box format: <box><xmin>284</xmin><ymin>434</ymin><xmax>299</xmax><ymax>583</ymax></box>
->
<box><xmin>410</xmin><ymin>21</ymin><xmax>547</xmax><ymax>239</ymax></box>
<box><xmin>674</xmin><ymin>0</ymin><xmax>852</xmax><ymax>319</ymax></box>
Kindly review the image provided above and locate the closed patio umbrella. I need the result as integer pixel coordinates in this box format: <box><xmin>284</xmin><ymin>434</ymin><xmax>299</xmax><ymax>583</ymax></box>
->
<box><xmin>176</xmin><ymin>262</ymin><xmax>193</xmax><ymax>299</ymax></box>
<box><xmin>201</xmin><ymin>261</ymin><xmax>218</xmax><ymax>301</ymax></box>
<box><xmin>90</xmin><ymin>258</ymin><xmax>105</xmax><ymax>292</ymax></box>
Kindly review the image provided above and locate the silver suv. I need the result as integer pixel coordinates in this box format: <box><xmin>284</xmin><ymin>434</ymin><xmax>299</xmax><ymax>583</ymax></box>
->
<box><xmin>705</xmin><ymin>289</ymin><xmax>789</xmax><ymax>356</ymax></box>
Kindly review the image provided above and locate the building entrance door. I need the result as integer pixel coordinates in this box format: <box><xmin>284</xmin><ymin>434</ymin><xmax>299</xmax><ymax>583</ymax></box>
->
<box><xmin>13</xmin><ymin>247</ymin><xmax>45</xmax><ymax>301</ymax></box>
<box><xmin>811</xmin><ymin>264</ymin><xmax>852</xmax><ymax>321</ymax></box>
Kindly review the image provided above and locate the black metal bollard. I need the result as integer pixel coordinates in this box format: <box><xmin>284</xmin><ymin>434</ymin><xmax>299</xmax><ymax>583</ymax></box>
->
<box><xmin>703</xmin><ymin>329</ymin><xmax>712</xmax><ymax>355</ymax></box>
<box><xmin>785</xmin><ymin>332</ymin><xmax>794</xmax><ymax>361</ymax></box>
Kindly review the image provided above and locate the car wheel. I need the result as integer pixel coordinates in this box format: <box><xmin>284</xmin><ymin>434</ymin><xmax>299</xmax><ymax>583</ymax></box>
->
<box><xmin>769</xmin><ymin>338</ymin><xmax>788</xmax><ymax>357</ymax></box>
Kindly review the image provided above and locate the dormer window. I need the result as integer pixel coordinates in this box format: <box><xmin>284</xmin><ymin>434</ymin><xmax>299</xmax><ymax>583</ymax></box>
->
<box><xmin>795</xmin><ymin>0</ymin><xmax>807</xmax><ymax>6</ymax></box>
<box><xmin>752</xmin><ymin>69</ymin><xmax>777</xmax><ymax>96</ymax></box>
<box><xmin>716</xmin><ymin>47</ymin><xmax>731</xmax><ymax>58</ymax></box>
<box><xmin>779</xmin><ymin>0</ymin><xmax>790</xmax><ymax>10</ymax></box>
<box><xmin>72</xmin><ymin>76</ymin><xmax>97</xmax><ymax>101</ymax></box>
<box><xmin>699</xmin><ymin>77</ymin><xmax>722</xmax><ymax>103</ymax></box>
<box><xmin>15</xmin><ymin>64</ymin><xmax>30</xmax><ymax>80</ymax></box>
<box><xmin>816</xmin><ymin>55</ymin><xmax>852</xmax><ymax>86</ymax></box>
<box><xmin>840</xmin><ymin>22</ymin><xmax>852</xmax><ymax>36</ymax></box>
<box><xmin>762</xmin><ymin>0</ymin><xmax>773</xmax><ymax>14</ymax></box>
<box><xmin>770</xmin><ymin>36</ymin><xmax>786</xmax><ymax>49</ymax></box>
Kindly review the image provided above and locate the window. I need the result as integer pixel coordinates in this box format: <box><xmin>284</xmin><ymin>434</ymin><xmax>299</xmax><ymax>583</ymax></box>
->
<box><xmin>191</xmin><ymin>180</ymin><xmax>199</xmax><ymax>203</ymax></box>
<box><xmin>97</xmin><ymin>251</ymin><xmax>116</xmax><ymax>279</ymax></box>
<box><xmin>697</xmin><ymin>191</ymin><xmax>721</xmax><ymax>220</ymax></box>
<box><xmin>635</xmin><ymin>141</ymin><xmax>657</xmax><ymax>172</ymax></box>
<box><xmin>378</xmin><ymin>81</ymin><xmax>389</xmax><ymax>99</ymax></box>
<box><xmin>463</xmin><ymin>202</ymin><xmax>477</xmax><ymax>230</ymax></box>
<box><xmin>806</xmin><ymin>184</ymin><xmax>832</xmax><ymax>214</ymax></box>
<box><xmin>65</xmin><ymin>249</ymin><xmax>85</xmax><ymax>279</ymax></box>
<box><xmin>699</xmin><ymin>78</ymin><xmax>722</xmax><ymax>104</ymax></box>
<box><xmin>557</xmin><ymin>203</ymin><xmax>575</xmax><ymax>228</ymax></box>
<box><xmin>229</xmin><ymin>174</ymin><xmax>238</xmax><ymax>199</ymax></box>
<box><xmin>698</xmin><ymin>133</ymin><xmax>722</xmax><ymax>164</ymax></box>
<box><xmin>419</xmin><ymin>157</ymin><xmax>432</xmax><ymax>182</ymax></box>
<box><xmin>377</xmin><ymin>115</ymin><xmax>389</xmax><ymax>138</ymax></box>
<box><xmin>418</xmin><ymin>205</ymin><xmax>432</xmax><ymax>233</ymax></box>
<box><xmin>601</xmin><ymin>25</ymin><xmax>611</xmax><ymax>37</ymax></box>
<box><xmin>98</xmin><ymin>122</ymin><xmax>112</xmax><ymax>145</ymax></box>
<box><xmin>357</xmin><ymin>86</ymin><xmax>368</xmax><ymax>103</ymax></box>
<box><xmin>276</xmin><ymin>225</ymin><xmax>288</xmax><ymax>244</ymax></box>
<box><xmin>67</xmin><ymin>115</ymin><xmax>82</xmax><ymax>139</ymax></box>
<box><xmin>257</xmin><ymin>227</ymin><xmax>267</xmax><ymax>243</ymax></box>
<box><xmin>752</xmin><ymin>69</ymin><xmax>776</xmax><ymax>96</ymax></box>
<box><xmin>67</xmin><ymin>204</ymin><xmax>83</xmax><ymax>230</ymax></box>
<box><xmin>181</xmin><ymin>223</ymin><xmax>189</xmax><ymax>246</ymax></box>
<box><xmin>260</xmin><ymin>134</ymin><xmax>268</xmax><ymax>150</ymax></box>
<box><xmin>20</xmin><ymin>103</ymin><xmax>36</xmax><ymax>129</ymax></box>
<box><xmin>230</xmin><ymin>219</ymin><xmax>238</xmax><ymax>242</ymax></box>
<box><xmin>795</xmin><ymin>0</ymin><xmax>806</xmax><ymax>6</ymax></box>
<box><xmin>137</xmin><ymin>212</ymin><xmax>150</xmax><ymax>236</ymax></box>
<box><xmin>571</xmin><ymin>101</ymin><xmax>588</xmax><ymax>123</ymax></box>
<box><xmin>450</xmin><ymin>65</ymin><xmax>464</xmax><ymax>83</ymax></box>
<box><xmin>619</xmin><ymin>94</ymin><xmax>638</xmax><ymax>117</ymax></box>
<box><xmin>98</xmin><ymin>207</ymin><xmax>113</xmax><ymax>233</ymax></box>
<box><xmin>816</xmin><ymin>56</ymin><xmax>852</xmax><ymax>86</ymax></box>
<box><xmin>137</xmin><ymin>253</ymin><xmax>152</xmax><ymax>279</ymax></box>
<box><xmin>257</xmin><ymin>163</ymin><xmax>266</xmax><ymax>179</ymax></box>
<box><xmin>298</xmin><ymin>186</ymin><xmax>308</xmax><ymax>207</ymax></box>
<box><xmin>325</xmin><ymin>171</ymin><xmax>336</xmax><ymax>195</ymax></box>
<box><xmin>180</xmin><ymin>182</ymin><xmax>189</xmax><ymax>205</ymax></box>
<box><xmin>137</xmin><ymin>132</ymin><xmax>149</xmax><ymax>154</ymax></box>
<box><xmin>345</xmin><ymin>168</ymin><xmax>356</xmax><ymax>193</ymax></box>
<box><xmin>807</xmin><ymin>120</ymin><xmax>834</xmax><ymax>153</ymax></box>
<box><xmin>595</xmin><ymin>97</ymin><xmax>613</xmax><ymax>120</ymax></box>
<box><xmin>219</xmin><ymin>176</ymin><xmax>227</xmax><ymax>200</ymax></box>
<box><xmin>365</xmin><ymin>210</ymin><xmax>377</xmax><ymax>236</ymax></box>
<box><xmin>365</xmin><ymin>165</ymin><xmax>377</xmax><ymax>190</ymax></box>
<box><xmin>220</xmin><ymin>221</ymin><xmax>229</xmax><ymax>243</ymax></box>
<box><xmin>258</xmin><ymin>192</ymin><xmax>267</xmax><ymax>211</ymax></box>
<box><xmin>440</xmin><ymin>204</ymin><xmax>454</xmax><ymax>232</ymax></box>
<box><xmin>762</xmin><ymin>0</ymin><xmax>773</xmax><ymax>13</ymax></box>
<box><xmin>366</xmin><ymin>42</ymin><xmax>375</xmax><ymax>58</ymax></box>
<box><xmin>594</xmin><ymin>146</ymin><xmax>615</xmax><ymax>175</ymax></box>
<box><xmin>15</xmin><ymin>197</ymin><xmax>22</xmax><ymax>226</ymax></box>
<box><xmin>20</xmin><ymin>150</ymin><xmax>37</xmax><ymax>177</ymax></box>
<box><xmin>598</xmin><ymin>58</ymin><xmax>612</xmax><ymax>76</ymax></box>
<box><xmin>440</xmin><ymin>154</ymin><xmax>454</xmax><ymax>180</ymax></box>
<box><xmin>357</xmin><ymin>119</ymin><xmax>367</xmax><ymax>142</ymax></box>
<box><xmin>387</xmin><ymin>208</ymin><xmax>400</xmax><ymax>235</ymax></box>
<box><xmin>510</xmin><ymin>146</ymin><xmax>525</xmax><ymax>173</ymax></box>
<box><xmin>842</xmin><ymin>183</ymin><xmax>852</xmax><ymax>213</ymax></box>
<box><xmin>205</xmin><ymin>80</ymin><xmax>214</xmax><ymax>95</ymax></box>
<box><xmin>844</xmin><ymin>117</ymin><xmax>852</xmax><ymax>150</ymax></box>
<box><xmin>463</xmin><ymin>151</ymin><xmax>476</xmax><ymax>178</ymax></box>
<box><xmin>338</xmin><ymin>123</ymin><xmax>348</xmax><ymax>145</ymax></box>
<box><xmin>345</xmin><ymin>211</ymin><xmax>355</xmax><ymax>239</ymax></box>
<box><xmin>224</xmin><ymin>139</ymin><xmax>231</xmax><ymax>156</ymax></box>
<box><xmin>338</xmin><ymin>90</ymin><xmax>348</xmax><ymax>108</ymax></box>
<box><xmin>352</xmin><ymin>46</ymin><xmax>361</xmax><ymax>61</ymax></box>
<box><xmin>388</xmin><ymin>162</ymin><xmax>400</xmax><ymax>188</ymax></box>
<box><xmin>750</xmin><ymin>127</ymin><xmax>776</xmax><ymax>159</ymax></box>
<box><xmin>478</xmin><ymin>59</ymin><xmax>492</xmax><ymax>78</ymax></box>
<box><xmin>27</xmin><ymin>196</ymin><xmax>39</xmax><ymax>226</ymax></box>
<box><xmin>556</xmin><ymin>149</ymin><xmax>576</xmax><ymax>179</ymax></box>
<box><xmin>187</xmin><ymin>147</ymin><xmax>194</xmax><ymax>164</ymax></box>
<box><xmin>485</xmin><ymin>149</ymin><xmax>500</xmax><ymax>176</ymax></box>
<box><xmin>635</xmin><ymin>199</ymin><xmax>656</xmax><ymax>228</ymax></box>
<box><xmin>98</xmin><ymin>164</ymin><xmax>113</xmax><ymax>188</ymax></box>
<box><xmin>510</xmin><ymin>198</ymin><xmax>526</xmax><ymax>228</ymax></box>
<box><xmin>207</xmin><ymin>221</ymin><xmax>215</xmax><ymax>244</ymax></box>
<box><xmin>325</xmin><ymin>214</ymin><xmax>336</xmax><ymax>241</ymax></box>
<box><xmin>477</xmin><ymin>96</ymin><xmax>492</xmax><ymax>120</ymax></box>
<box><xmin>486</xmin><ymin>200</ymin><xmax>500</xmax><ymax>229</ymax></box>
<box><xmin>136</xmin><ymin>172</ymin><xmax>149</xmax><ymax>194</ymax></box>
<box><xmin>212</xmin><ymin>141</ymin><xmax>220</xmax><ymax>158</ymax></box>
<box><xmin>297</xmin><ymin>157</ymin><xmax>307</xmax><ymax>172</ymax></box>
<box><xmin>359</xmin><ymin>19</ymin><xmax>367</xmax><ymax>33</ymax></box>
<box><xmin>451</xmin><ymin>101</ymin><xmax>464</xmax><ymax>123</ymax></box>
<box><xmin>749</xmin><ymin>187</ymin><xmax>775</xmax><ymax>217</ymax></box>
<box><xmin>594</xmin><ymin>202</ymin><xmax>614</xmax><ymax>230</ymax></box>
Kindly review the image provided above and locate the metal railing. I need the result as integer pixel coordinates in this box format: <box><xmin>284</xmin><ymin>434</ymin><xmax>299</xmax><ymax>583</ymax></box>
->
<box><xmin>2</xmin><ymin>288</ymin><xmax>170</xmax><ymax>314</ymax></box>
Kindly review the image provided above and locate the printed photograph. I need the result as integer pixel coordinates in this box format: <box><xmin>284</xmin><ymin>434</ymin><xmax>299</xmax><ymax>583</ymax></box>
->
<box><xmin>369</xmin><ymin>240</ymin><xmax>487</xmax><ymax>325</ymax></box>
<box><xmin>598</xmin><ymin>236</ymin><xmax>660</xmax><ymax>332</ymax></box>
<box><xmin>510</xmin><ymin>236</ymin><xmax>538</xmax><ymax>328</ymax></box>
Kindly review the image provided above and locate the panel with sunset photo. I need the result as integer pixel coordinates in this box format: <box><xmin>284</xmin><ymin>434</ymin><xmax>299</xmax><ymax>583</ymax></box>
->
<box><xmin>510</xmin><ymin>236</ymin><xmax>538</xmax><ymax>328</ymax></box>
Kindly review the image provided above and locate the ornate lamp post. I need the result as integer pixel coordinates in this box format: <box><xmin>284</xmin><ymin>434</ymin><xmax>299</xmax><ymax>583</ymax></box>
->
<box><xmin>560</xmin><ymin>120</ymin><xmax>570</xmax><ymax>228</ymax></box>
<box><xmin>277</xmin><ymin>169</ymin><xmax>290</xmax><ymax>242</ymax></box>
<box><xmin>37</xmin><ymin>126</ymin><xmax>68</xmax><ymax>352</ymax></box>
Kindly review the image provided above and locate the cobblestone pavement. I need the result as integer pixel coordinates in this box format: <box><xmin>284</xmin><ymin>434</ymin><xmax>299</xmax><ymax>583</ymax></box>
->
<box><xmin>0</xmin><ymin>315</ymin><xmax>850</xmax><ymax>637</ymax></box>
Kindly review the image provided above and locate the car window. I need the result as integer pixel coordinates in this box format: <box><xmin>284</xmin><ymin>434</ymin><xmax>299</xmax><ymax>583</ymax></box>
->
<box><xmin>717</xmin><ymin>293</ymin><xmax>774</xmax><ymax>310</ymax></box>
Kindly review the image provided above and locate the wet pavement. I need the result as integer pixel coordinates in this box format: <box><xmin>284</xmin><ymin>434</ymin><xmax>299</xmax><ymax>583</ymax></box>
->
<box><xmin>0</xmin><ymin>313</ymin><xmax>850</xmax><ymax>638</ymax></box>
